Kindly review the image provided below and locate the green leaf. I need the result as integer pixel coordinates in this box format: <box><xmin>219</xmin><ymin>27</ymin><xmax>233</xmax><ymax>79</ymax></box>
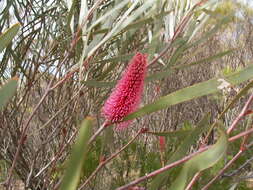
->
<box><xmin>60</xmin><ymin>117</ymin><xmax>93</xmax><ymax>190</ymax></box>
<box><xmin>188</xmin><ymin>15</ymin><xmax>232</xmax><ymax>48</ymax></box>
<box><xmin>169</xmin><ymin>127</ymin><xmax>228</xmax><ymax>190</ymax></box>
<box><xmin>172</xmin><ymin>49</ymin><xmax>233</xmax><ymax>70</ymax></box>
<box><xmin>221</xmin><ymin>79</ymin><xmax>253</xmax><ymax>118</ymax></box>
<box><xmin>0</xmin><ymin>77</ymin><xmax>18</xmax><ymax>110</ymax></box>
<box><xmin>124</xmin><ymin>64</ymin><xmax>253</xmax><ymax>121</ymax></box>
<box><xmin>85</xmin><ymin>49</ymin><xmax>230</xmax><ymax>88</ymax></box>
<box><xmin>150</xmin><ymin>114</ymin><xmax>210</xmax><ymax>189</ymax></box>
<box><xmin>84</xmin><ymin>80</ymin><xmax>115</xmax><ymax>88</ymax></box>
<box><xmin>0</xmin><ymin>23</ymin><xmax>21</xmax><ymax>52</ymax></box>
<box><xmin>88</xmin><ymin>0</ymin><xmax>154</xmax><ymax>57</ymax></box>
<box><xmin>87</xmin><ymin>0</ymin><xmax>129</xmax><ymax>32</ymax></box>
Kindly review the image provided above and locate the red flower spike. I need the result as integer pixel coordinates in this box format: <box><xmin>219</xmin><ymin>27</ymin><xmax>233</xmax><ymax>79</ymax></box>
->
<box><xmin>102</xmin><ymin>52</ymin><xmax>147</xmax><ymax>130</ymax></box>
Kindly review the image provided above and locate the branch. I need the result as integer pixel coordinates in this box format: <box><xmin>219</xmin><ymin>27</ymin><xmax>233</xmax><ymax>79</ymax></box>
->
<box><xmin>202</xmin><ymin>125</ymin><xmax>253</xmax><ymax>190</ymax></box>
<box><xmin>227</xmin><ymin>93</ymin><xmax>253</xmax><ymax>134</ymax></box>
<box><xmin>116</xmin><ymin>124</ymin><xmax>253</xmax><ymax>190</ymax></box>
<box><xmin>88</xmin><ymin>121</ymin><xmax>109</xmax><ymax>145</ymax></box>
<box><xmin>78</xmin><ymin>128</ymin><xmax>145</xmax><ymax>190</ymax></box>
<box><xmin>116</xmin><ymin>146</ymin><xmax>210</xmax><ymax>190</ymax></box>
<box><xmin>201</xmin><ymin>150</ymin><xmax>243</xmax><ymax>190</ymax></box>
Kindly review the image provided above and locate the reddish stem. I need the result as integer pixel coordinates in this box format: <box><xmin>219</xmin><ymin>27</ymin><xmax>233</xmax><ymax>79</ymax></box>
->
<box><xmin>227</xmin><ymin>93</ymin><xmax>253</xmax><ymax>134</ymax></box>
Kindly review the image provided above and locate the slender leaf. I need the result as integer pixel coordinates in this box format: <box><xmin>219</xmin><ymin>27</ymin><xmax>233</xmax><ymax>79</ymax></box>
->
<box><xmin>0</xmin><ymin>77</ymin><xmax>18</xmax><ymax>110</ymax></box>
<box><xmin>172</xmin><ymin>49</ymin><xmax>233</xmax><ymax>70</ymax></box>
<box><xmin>83</xmin><ymin>49</ymin><xmax>231</xmax><ymax>88</ymax></box>
<box><xmin>124</xmin><ymin>64</ymin><xmax>253</xmax><ymax>121</ymax></box>
<box><xmin>59</xmin><ymin>117</ymin><xmax>93</xmax><ymax>190</ymax></box>
<box><xmin>0</xmin><ymin>23</ymin><xmax>21</xmax><ymax>52</ymax></box>
<box><xmin>87</xmin><ymin>0</ymin><xmax>129</xmax><ymax>32</ymax></box>
<box><xmin>188</xmin><ymin>15</ymin><xmax>232</xmax><ymax>48</ymax></box>
<box><xmin>220</xmin><ymin>79</ymin><xmax>253</xmax><ymax>118</ymax></box>
<box><xmin>169</xmin><ymin>127</ymin><xmax>228</xmax><ymax>190</ymax></box>
<box><xmin>150</xmin><ymin>114</ymin><xmax>210</xmax><ymax>189</ymax></box>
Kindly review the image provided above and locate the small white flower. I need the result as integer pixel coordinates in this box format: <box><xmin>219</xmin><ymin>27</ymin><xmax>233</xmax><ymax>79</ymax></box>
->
<box><xmin>217</xmin><ymin>79</ymin><xmax>231</xmax><ymax>90</ymax></box>
<box><xmin>217</xmin><ymin>78</ymin><xmax>232</xmax><ymax>93</ymax></box>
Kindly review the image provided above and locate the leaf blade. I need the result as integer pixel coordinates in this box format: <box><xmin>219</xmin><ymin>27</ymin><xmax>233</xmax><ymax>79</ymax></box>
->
<box><xmin>0</xmin><ymin>78</ymin><xmax>18</xmax><ymax>110</ymax></box>
<box><xmin>124</xmin><ymin>64</ymin><xmax>253</xmax><ymax>121</ymax></box>
<box><xmin>169</xmin><ymin>127</ymin><xmax>228</xmax><ymax>190</ymax></box>
<box><xmin>0</xmin><ymin>23</ymin><xmax>21</xmax><ymax>52</ymax></box>
<box><xmin>59</xmin><ymin>117</ymin><xmax>93</xmax><ymax>190</ymax></box>
<box><xmin>150</xmin><ymin>113</ymin><xmax>210</xmax><ymax>189</ymax></box>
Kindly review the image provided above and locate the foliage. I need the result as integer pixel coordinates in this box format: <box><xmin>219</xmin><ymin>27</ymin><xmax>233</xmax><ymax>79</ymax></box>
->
<box><xmin>1</xmin><ymin>0</ymin><xmax>253</xmax><ymax>189</ymax></box>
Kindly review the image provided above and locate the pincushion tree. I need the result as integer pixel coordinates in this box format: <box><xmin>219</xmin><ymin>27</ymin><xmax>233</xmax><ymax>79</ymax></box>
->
<box><xmin>1</xmin><ymin>0</ymin><xmax>253</xmax><ymax>190</ymax></box>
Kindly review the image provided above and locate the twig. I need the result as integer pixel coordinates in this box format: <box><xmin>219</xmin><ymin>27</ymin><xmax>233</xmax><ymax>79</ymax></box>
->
<box><xmin>34</xmin><ymin>130</ymin><xmax>77</xmax><ymax>178</ymax></box>
<box><xmin>228</xmin><ymin>126</ymin><xmax>253</xmax><ymax>142</ymax></box>
<box><xmin>116</xmin><ymin>124</ymin><xmax>253</xmax><ymax>190</ymax></box>
<box><xmin>88</xmin><ymin>121</ymin><xmax>109</xmax><ymax>145</ymax></box>
<box><xmin>78</xmin><ymin>128</ymin><xmax>145</xmax><ymax>190</ymax></box>
<box><xmin>5</xmin><ymin>83</ymin><xmax>53</xmax><ymax>189</ymax></box>
<box><xmin>25</xmin><ymin>158</ymin><xmax>35</xmax><ymax>188</ymax></box>
<box><xmin>185</xmin><ymin>172</ymin><xmax>201</xmax><ymax>190</ymax></box>
<box><xmin>194</xmin><ymin>93</ymin><xmax>253</xmax><ymax>190</ymax></box>
<box><xmin>148</xmin><ymin>0</ymin><xmax>205</xmax><ymax>67</ymax></box>
<box><xmin>201</xmin><ymin>150</ymin><xmax>243</xmax><ymax>190</ymax></box>
<box><xmin>4</xmin><ymin>5</ymin><xmax>101</xmax><ymax>184</ymax></box>
<box><xmin>223</xmin><ymin>156</ymin><xmax>253</xmax><ymax>177</ymax></box>
<box><xmin>202</xmin><ymin>124</ymin><xmax>253</xmax><ymax>190</ymax></box>
<box><xmin>227</xmin><ymin>93</ymin><xmax>253</xmax><ymax>134</ymax></box>
<box><xmin>116</xmin><ymin>145</ymin><xmax>210</xmax><ymax>190</ymax></box>
<box><xmin>50</xmin><ymin>0</ymin><xmax>106</xmax><ymax>90</ymax></box>
<box><xmin>28</xmin><ymin>90</ymin><xmax>81</xmax><ymax>137</ymax></box>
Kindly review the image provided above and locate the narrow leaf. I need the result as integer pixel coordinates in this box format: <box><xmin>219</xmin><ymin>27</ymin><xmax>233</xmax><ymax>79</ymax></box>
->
<box><xmin>124</xmin><ymin>64</ymin><xmax>253</xmax><ymax>121</ymax></box>
<box><xmin>150</xmin><ymin>114</ymin><xmax>210</xmax><ymax>189</ymax></box>
<box><xmin>60</xmin><ymin>117</ymin><xmax>93</xmax><ymax>190</ymax></box>
<box><xmin>172</xmin><ymin>49</ymin><xmax>233</xmax><ymax>70</ymax></box>
<box><xmin>169</xmin><ymin>127</ymin><xmax>228</xmax><ymax>190</ymax></box>
<box><xmin>0</xmin><ymin>77</ymin><xmax>18</xmax><ymax>110</ymax></box>
<box><xmin>0</xmin><ymin>23</ymin><xmax>21</xmax><ymax>52</ymax></box>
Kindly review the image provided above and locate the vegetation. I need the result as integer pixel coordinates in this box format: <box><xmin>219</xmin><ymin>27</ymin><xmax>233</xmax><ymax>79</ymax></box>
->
<box><xmin>1</xmin><ymin>0</ymin><xmax>253</xmax><ymax>189</ymax></box>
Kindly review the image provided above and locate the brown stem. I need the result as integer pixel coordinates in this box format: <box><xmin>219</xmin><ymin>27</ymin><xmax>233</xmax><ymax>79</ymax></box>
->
<box><xmin>185</xmin><ymin>172</ymin><xmax>201</xmax><ymax>190</ymax></box>
<box><xmin>148</xmin><ymin>0</ymin><xmax>205</xmax><ymax>67</ymax></box>
<box><xmin>88</xmin><ymin>121</ymin><xmax>109</xmax><ymax>145</ymax></box>
<box><xmin>116</xmin><ymin>124</ymin><xmax>253</xmax><ymax>190</ymax></box>
<box><xmin>78</xmin><ymin>128</ymin><xmax>144</xmax><ymax>189</ymax></box>
<box><xmin>228</xmin><ymin>126</ymin><xmax>253</xmax><ymax>142</ymax></box>
<box><xmin>5</xmin><ymin>83</ymin><xmax>52</xmax><ymax>189</ymax></box>
<box><xmin>5</xmin><ymin>31</ymin><xmax>76</xmax><ymax>189</ymax></box>
<box><xmin>227</xmin><ymin>93</ymin><xmax>253</xmax><ymax>134</ymax></box>
<box><xmin>201</xmin><ymin>150</ymin><xmax>243</xmax><ymax>190</ymax></box>
<box><xmin>202</xmin><ymin>125</ymin><xmax>253</xmax><ymax>190</ymax></box>
<box><xmin>116</xmin><ymin>146</ymin><xmax>210</xmax><ymax>190</ymax></box>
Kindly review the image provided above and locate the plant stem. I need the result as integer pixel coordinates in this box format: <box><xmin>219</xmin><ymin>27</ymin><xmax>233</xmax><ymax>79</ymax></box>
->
<box><xmin>88</xmin><ymin>121</ymin><xmax>109</xmax><ymax>145</ymax></box>
<box><xmin>201</xmin><ymin>150</ymin><xmax>243</xmax><ymax>190</ymax></box>
<box><xmin>227</xmin><ymin>93</ymin><xmax>253</xmax><ymax>134</ymax></box>
<box><xmin>79</xmin><ymin>128</ymin><xmax>144</xmax><ymax>189</ymax></box>
<box><xmin>116</xmin><ymin>146</ymin><xmax>210</xmax><ymax>190</ymax></box>
<box><xmin>116</xmin><ymin>124</ymin><xmax>253</xmax><ymax>190</ymax></box>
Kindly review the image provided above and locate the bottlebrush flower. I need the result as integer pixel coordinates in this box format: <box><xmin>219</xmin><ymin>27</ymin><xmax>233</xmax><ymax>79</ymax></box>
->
<box><xmin>102</xmin><ymin>52</ymin><xmax>147</xmax><ymax>130</ymax></box>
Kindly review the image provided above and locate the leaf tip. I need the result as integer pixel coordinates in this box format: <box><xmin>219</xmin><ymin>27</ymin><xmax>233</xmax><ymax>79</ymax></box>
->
<box><xmin>12</xmin><ymin>76</ymin><xmax>19</xmax><ymax>81</ymax></box>
<box><xmin>86</xmin><ymin>116</ymin><xmax>95</xmax><ymax>121</ymax></box>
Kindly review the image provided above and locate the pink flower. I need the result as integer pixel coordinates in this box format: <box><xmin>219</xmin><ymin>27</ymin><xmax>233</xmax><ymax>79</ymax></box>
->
<box><xmin>102</xmin><ymin>52</ymin><xmax>147</xmax><ymax>130</ymax></box>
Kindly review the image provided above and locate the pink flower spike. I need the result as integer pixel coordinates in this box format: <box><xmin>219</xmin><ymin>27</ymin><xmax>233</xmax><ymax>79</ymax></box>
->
<box><xmin>102</xmin><ymin>52</ymin><xmax>147</xmax><ymax>130</ymax></box>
